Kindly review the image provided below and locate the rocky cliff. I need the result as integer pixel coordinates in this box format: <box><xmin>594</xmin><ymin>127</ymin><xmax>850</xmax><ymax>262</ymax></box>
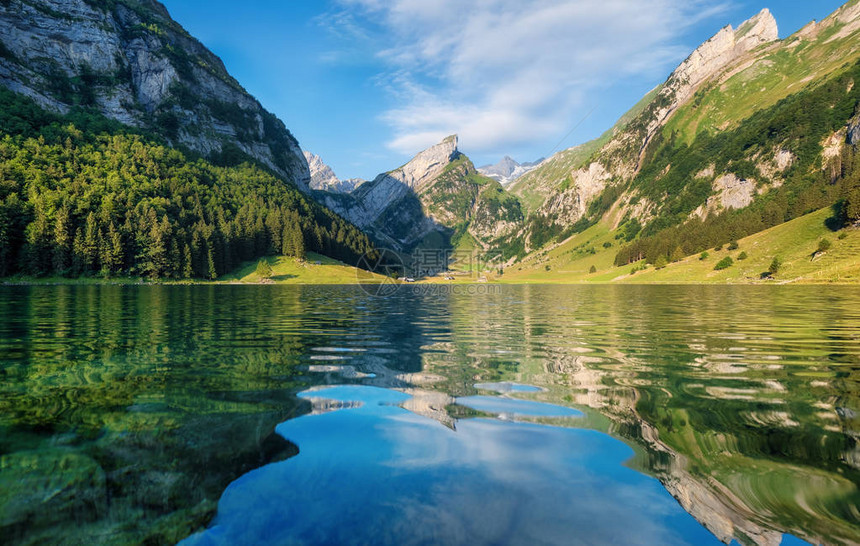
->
<box><xmin>0</xmin><ymin>0</ymin><xmax>310</xmax><ymax>189</ymax></box>
<box><xmin>637</xmin><ymin>9</ymin><xmax>779</xmax><ymax>162</ymax></box>
<box><xmin>304</xmin><ymin>151</ymin><xmax>365</xmax><ymax>193</ymax></box>
<box><xmin>321</xmin><ymin>136</ymin><xmax>523</xmax><ymax>251</ymax></box>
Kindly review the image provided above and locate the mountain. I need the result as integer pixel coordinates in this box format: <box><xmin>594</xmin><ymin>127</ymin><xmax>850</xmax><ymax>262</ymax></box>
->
<box><xmin>320</xmin><ymin>135</ymin><xmax>524</xmax><ymax>253</ymax></box>
<box><xmin>478</xmin><ymin>156</ymin><xmax>544</xmax><ymax>186</ymax></box>
<box><xmin>509</xmin><ymin>2</ymin><xmax>860</xmax><ymax>269</ymax></box>
<box><xmin>304</xmin><ymin>151</ymin><xmax>365</xmax><ymax>193</ymax></box>
<box><xmin>0</xmin><ymin>0</ymin><xmax>310</xmax><ymax>190</ymax></box>
<box><xmin>514</xmin><ymin>8</ymin><xmax>779</xmax><ymax>227</ymax></box>
<box><xmin>0</xmin><ymin>0</ymin><xmax>378</xmax><ymax>279</ymax></box>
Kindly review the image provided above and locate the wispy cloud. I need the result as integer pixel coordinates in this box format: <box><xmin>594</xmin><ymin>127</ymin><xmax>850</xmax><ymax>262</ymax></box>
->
<box><xmin>332</xmin><ymin>0</ymin><xmax>731</xmax><ymax>155</ymax></box>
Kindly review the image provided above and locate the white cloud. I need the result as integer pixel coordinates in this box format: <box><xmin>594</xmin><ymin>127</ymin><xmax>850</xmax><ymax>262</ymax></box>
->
<box><xmin>335</xmin><ymin>0</ymin><xmax>731</xmax><ymax>155</ymax></box>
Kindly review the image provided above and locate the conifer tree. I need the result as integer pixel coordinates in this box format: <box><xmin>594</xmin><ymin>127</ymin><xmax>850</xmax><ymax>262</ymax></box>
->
<box><xmin>83</xmin><ymin>212</ymin><xmax>100</xmax><ymax>273</ymax></box>
<box><xmin>0</xmin><ymin>208</ymin><xmax>10</xmax><ymax>277</ymax></box>
<box><xmin>846</xmin><ymin>186</ymin><xmax>860</xmax><ymax>225</ymax></box>
<box><xmin>99</xmin><ymin>222</ymin><xmax>123</xmax><ymax>275</ymax></box>
<box><xmin>72</xmin><ymin>227</ymin><xmax>86</xmax><ymax>275</ymax></box>
<box><xmin>207</xmin><ymin>243</ymin><xmax>217</xmax><ymax>280</ymax></box>
<box><xmin>181</xmin><ymin>244</ymin><xmax>193</xmax><ymax>278</ymax></box>
<box><xmin>25</xmin><ymin>204</ymin><xmax>51</xmax><ymax>275</ymax></box>
<box><xmin>255</xmin><ymin>259</ymin><xmax>273</xmax><ymax>279</ymax></box>
<box><xmin>292</xmin><ymin>226</ymin><xmax>305</xmax><ymax>260</ymax></box>
<box><xmin>53</xmin><ymin>204</ymin><xmax>71</xmax><ymax>275</ymax></box>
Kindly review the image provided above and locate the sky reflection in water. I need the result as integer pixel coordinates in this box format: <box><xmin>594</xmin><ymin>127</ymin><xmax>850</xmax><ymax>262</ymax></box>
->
<box><xmin>183</xmin><ymin>385</ymin><xmax>721</xmax><ymax>546</ymax></box>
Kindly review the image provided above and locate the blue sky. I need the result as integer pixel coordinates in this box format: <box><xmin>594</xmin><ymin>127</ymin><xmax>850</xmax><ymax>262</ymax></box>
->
<box><xmin>161</xmin><ymin>0</ymin><xmax>847</xmax><ymax>180</ymax></box>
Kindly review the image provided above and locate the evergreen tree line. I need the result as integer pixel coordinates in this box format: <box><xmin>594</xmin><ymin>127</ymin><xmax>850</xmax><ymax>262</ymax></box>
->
<box><xmin>614</xmin><ymin>59</ymin><xmax>860</xmax><ymax>267</ymax></box>
<box><xmin>0</xmin><ymin>88</ymin><xmax>379</xmax><ymax>279</ymax></box>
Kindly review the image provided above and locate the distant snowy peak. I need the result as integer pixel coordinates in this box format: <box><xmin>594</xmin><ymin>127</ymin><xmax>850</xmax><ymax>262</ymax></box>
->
<box><xmin>480</xmin><ymin>156</ymin><xmax>519</xmax><ymax>178</ymax></box>
<box><xmin>303</xmin><ymin>151</ymin><xmax>365</xmax><ymax>193</ymax></box>
<box><xmin>478</xmin><ymin>156</ymin><xmax>545</xmax><ymax>186</ymax></box>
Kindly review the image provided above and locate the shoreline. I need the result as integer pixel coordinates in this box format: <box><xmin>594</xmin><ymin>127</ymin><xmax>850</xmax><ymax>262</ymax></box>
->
<box><xmin>3</xmin><ymin>277</ymin><xmax>858</xmax><ymax>287</ymax></box>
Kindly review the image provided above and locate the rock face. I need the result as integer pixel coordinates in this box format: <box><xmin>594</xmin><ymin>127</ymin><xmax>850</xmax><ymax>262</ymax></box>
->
<box><xmin>542</xmin><ymin>163</ymin><xmax>611</xmax><ymax>221</ymax></box>
<box><xmin>339</xmin><ymin>136</ymin><xmax>460</xmax><ymax>233</ymax></box>
<box><xmin>849</xmin><ymin>112</ymin><xmax>860</xmax><ymax>145</ymax></box>
<box><xmin>304</xmin><ymin>151</ymin><xmax>365</xmax><ymax>193</ymax></box>
<box><xmin>0</xmin><ymin>0</ymin><xmax>310</xmax><ymax>190</ymax></box>
<box><xmin>304</xmin><ymin>152</ymin><xmax>339</xmax><ymax>190</ymax></box>
<box><xmin>641</xmin><ymin>9</ymin><xmax>779</xmax><ymax>159</ymax></box>
<box><xmin>674</xmin><ymin>10</ymin><xmax>778</xmax><ymax>94</ymax></box>
<box><xmin>824</xmin><ymin>0</ymin><xmax>860</xmax><ymax>42</ymax></box>
<box><xmin>692</xmin><ymin>174</ymin><xmax>757</xmax><ymax>219</ymax></box>
<box><xmin>321</xmin><ymin>135</ymin><xmax>523</xmax><ymax>250</ymax></box>
<box><xmin>388</xmin><ymin>135</ymin><xmax>461</xmax><ymax>191</ymax></box>
<box><xmin>478</xmin><ymin>156</ymin><xmax>544</xmax><ymax>186</ymax></box>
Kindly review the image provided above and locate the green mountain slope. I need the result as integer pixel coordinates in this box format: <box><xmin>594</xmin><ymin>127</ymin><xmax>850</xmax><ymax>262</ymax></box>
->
<box><xmin>508</xmin><ymin>1</ymin><xmax>860</xmax><ymax>277</ymax></box>
<box><xmin>503</xmin><ymin>206</ymin><xmax>860</xmax><ymax>284</ymax></box>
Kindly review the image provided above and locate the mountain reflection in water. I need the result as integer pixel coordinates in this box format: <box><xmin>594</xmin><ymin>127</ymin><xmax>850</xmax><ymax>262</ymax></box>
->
<box><xmin>0</xmin><ymin>285</ymin><xmax>857</xmax><ymax>545</ymax></box>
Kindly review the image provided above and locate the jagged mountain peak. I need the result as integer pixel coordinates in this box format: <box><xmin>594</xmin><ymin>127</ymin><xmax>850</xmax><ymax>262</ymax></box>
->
<box><xmin>303</xmin><ymin>151</ymin><xmax>365</xmax><ymax>193</ymax></box>
<box><xmin>670</xmin><ymin>8</ymin><xmax>778</xmax><ymax>91</ymax></box>
<box><xmin>618</xmin><ymin>7</ymin><xmax>780</xmax><ymax>174</ymax></box>
<box><xmin>389</xmin><ymin>134</ymin><xmax>460</xmax><ymax>191</ymax></box>
<box><xmin>738</xmin><ymin>9</ymin><xmax>778</xmax><ymax>42</ymax></box>
<box><xmin>318</xmin><ymin>134</ymin><xmax>523</xmax><ymax>251</ymax></box>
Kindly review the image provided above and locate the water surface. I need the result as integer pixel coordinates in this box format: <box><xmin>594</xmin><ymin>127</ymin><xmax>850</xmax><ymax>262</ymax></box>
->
<box><xmin>0</xmin><ymin>285</ymin><xmax>858</xmax><ymax>545</ymax></box>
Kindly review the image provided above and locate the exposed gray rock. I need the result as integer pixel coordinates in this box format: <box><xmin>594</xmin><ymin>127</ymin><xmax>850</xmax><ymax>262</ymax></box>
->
<box><xmin>304</xmin><ymin>151</ymin><xmax>365</xmax><ymax>193</ymax></box>
<box><xmin>642</xmin><ymin>9</ymin><xmax>779</xmax><ymax>160</ymax></box>
<box><xmin>848</xmin><ymin>113</ymin><xmax>860</xmax><ymax>145</ymax></box>
<box><xmin>327</xmin><ymin>136</ymin><xmax>459</xmax><ymax>229</ymax></box>
<box><xmin>823</xmin><ymin>0</ymin><xmax>860</xmax><ymax>43</ymax></box>
<box><xmin>0</xmin><ymin>0</ymin><xmax>310</xmax><ymax>190</ymax></box>
<box><xmin>692</xmin><ymin>174</ymin><xmax>756</xmax><ymax>219</ymax></box>
<box><xmin>304</xmin><ymin>151</ymin><xmax>337</xmax><ymax>189</ymax></box>
<box><xmin>541</xmin><ymin>162</ymin><xmax>611</xmax><ymax>222</ymax></box>
<box><xmin>386</xmin><ymin>135</ymin><xmax>460</xmax><ymax>192</ymax></box>
<box><xmin>480</xmin><ymin>156</ymin><xmax>520</xmax><ymax>179</ymax></box>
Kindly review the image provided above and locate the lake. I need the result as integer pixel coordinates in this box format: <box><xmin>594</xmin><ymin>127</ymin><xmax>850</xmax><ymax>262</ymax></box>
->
<box><xmin>0</xmin><ymin>285</ymin><xmax>858</xmax><ymax>545</ymax></box>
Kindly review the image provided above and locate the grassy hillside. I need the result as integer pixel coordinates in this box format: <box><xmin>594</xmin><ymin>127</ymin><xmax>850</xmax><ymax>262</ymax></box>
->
<box><xmin>221</xmin><ymin>252</ymin><xmax>388</xmax><ymax>285</ymax></box>
<box><xmin>503</xmin><ymin>207</ymin><xmax>860</xmax><ymax>284</ymax></box>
